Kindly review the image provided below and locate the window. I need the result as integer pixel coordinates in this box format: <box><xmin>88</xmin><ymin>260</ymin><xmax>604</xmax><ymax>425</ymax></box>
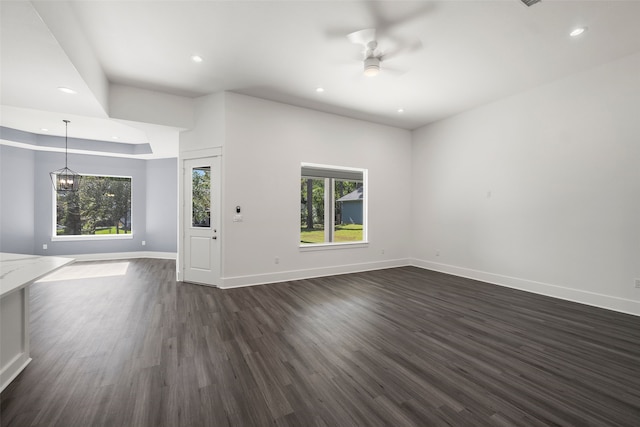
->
<box><xmin>300</xmin><ymin>163</ymin><xmax>366</xmax><ymax>246</ymax></box>
<box><xmin>191</xmin><ymin>166</ymin><xmax>211</xmax><ymax>227</ymax></box>
<box><xmin>53</xmin><ymin>175</ymin><xmax>132</xmax><ymax>238</ymax></box>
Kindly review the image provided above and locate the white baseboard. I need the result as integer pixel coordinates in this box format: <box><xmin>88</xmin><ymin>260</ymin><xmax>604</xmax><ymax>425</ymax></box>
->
<box><xmin>221</xmin><ymin>258</ymin><xmax>410</xmax><ymax>289</ymax></box>
<box><xmin>410</xmin><ymin>258</ymin><xmax>640</xmax><ymax>316</ymax></box>
<box><xmin>57</xmin><ymin>253</ymin><xmax>638</xmax><ymax>316</ymax></box>
<box><xmin>68</xmin><ymin>251</ymin><xmax>177</xmax><ymax>261</ymax></box>
<box><xmin>0</xmin><ymin>354</ymin><xmax>31</xmax><ymax>394</ymax></box>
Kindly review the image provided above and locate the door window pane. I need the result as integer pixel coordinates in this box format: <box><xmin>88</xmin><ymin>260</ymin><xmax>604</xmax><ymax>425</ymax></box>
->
<box><xmin>192</xmin><ymin>166</ymin><xmax>211</xmax><ymax>227</ymax></box>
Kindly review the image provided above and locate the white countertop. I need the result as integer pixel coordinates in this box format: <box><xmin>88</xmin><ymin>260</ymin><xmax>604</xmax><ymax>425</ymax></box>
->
<box><xmin>0</xmin><ymin>253</ymin><xmax>74</xmax><ymax>297</ymax></box>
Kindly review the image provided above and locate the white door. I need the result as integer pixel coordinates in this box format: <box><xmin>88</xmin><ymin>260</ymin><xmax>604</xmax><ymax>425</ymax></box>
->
<box><xmin>183</xmin><ymin>157</ymin><xmax>220</xmax><ymax>286</ymax></box>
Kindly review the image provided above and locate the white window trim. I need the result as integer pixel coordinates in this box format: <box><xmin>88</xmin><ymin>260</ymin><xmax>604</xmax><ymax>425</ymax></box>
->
<box><xmin>51</xmin><ymin>173</ymin><xmax>133</xmax><ymax>240</ymax></box>
<box><xmin>300</xmin><ymin>242</ymin><xmax>368</xmax><ymax>251</ymax></box>
<box><xmin>300</xmin><ymin>162</ymin><xmax>368</xmax><ymax>250</ymax></box>
<box><xmin>52</xmin><ymin>234</ymin><xmax>133</xmax><ymax>242</ymax></box>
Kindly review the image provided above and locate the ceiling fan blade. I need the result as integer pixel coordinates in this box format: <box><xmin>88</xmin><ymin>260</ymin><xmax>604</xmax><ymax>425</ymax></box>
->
<box><xmin>330</xmin><ymin>58</ymin><xmax>362</xmax><ymax>67</ymax></box>
<box><xmin>347</xmin><ymin>28</ymin><xmax>376</xmax><ymax>45</ymax></box>
<box><xmin>380</xmin><ymin>39</ymin><xmax>423</xmax><ymax>62</ymax></box>
<box><xmin>365</xmin><ymin>2</ymin><xmax>436</xmax><ymax>34</ymax></box>
<box><xmin>382</xmin><ymin>66</ymin><xmax>407</xmax><ymax>77</ymax></box>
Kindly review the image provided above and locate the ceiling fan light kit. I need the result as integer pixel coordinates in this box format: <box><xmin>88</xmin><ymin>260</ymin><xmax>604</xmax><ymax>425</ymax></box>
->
<box><xmin>363</xmin><ymin>57</ymin><xmax>380</xmax><ymax>77</ymax></box>
<box><xmin>348</xmin><ymin>28</ymin><xmax>422</xmax><ymax>78</ymax></box>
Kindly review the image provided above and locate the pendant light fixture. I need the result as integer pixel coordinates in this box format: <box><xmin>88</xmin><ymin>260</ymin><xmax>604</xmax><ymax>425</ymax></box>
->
<box><xmin>50</xmin><ymin>119</ymin><xmax>80</xmax><ymax>192</ymax></box>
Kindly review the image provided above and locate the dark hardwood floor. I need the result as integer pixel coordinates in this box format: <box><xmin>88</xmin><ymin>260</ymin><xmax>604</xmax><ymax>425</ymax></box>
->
<box><xmin>1</xmin><ymin>259</ymin><xmax>639</xmax><ymax>426</ymax></box>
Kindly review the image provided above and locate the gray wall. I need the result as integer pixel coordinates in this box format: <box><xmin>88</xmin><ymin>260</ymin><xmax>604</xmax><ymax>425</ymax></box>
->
<box><xmin>0</xmin><ymin>145</ymin><xmax>35</xmax><ymax>254</ymax></box>
<box><xmin>146</xmin><ymin>158</ymin><xmax>178</xmax><ymax>252</ymax></box>
<box><xmin>0</xmin><ymin>145</ymin><xmax>178</xmax><ymax>256</ymax></box>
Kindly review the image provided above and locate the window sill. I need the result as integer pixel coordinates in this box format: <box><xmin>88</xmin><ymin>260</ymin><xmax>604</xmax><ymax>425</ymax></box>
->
<box><xmin>299</xmin><ymin>241</ymin><xmax>369</xmax><ymax>252</ymax></box>
<box><xmin>52</xmin><ymin>234</ymin><xmax>134</xmax><ymax>242</ymax></box>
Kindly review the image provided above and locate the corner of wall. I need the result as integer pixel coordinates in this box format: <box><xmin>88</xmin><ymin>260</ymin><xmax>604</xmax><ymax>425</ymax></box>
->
<box><xmin>410</xmin><ymin>258</ymin><xmax>640</xmax><ymax>316</ymax></box>
<box><xmin>110</xmin><ymin>84</ymin><xmax>195</xmax><ymax>129</ymax></box>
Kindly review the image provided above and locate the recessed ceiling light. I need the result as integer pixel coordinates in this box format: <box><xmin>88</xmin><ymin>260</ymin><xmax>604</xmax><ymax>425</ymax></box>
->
<box><xmin>316</xmin><ymin>87</ymin><xmax>325</xmax><ymax>93</ymax></box>
<box><xmin>570</xmin><ymin>27</ymin><xmax>586</xmax><ymax>37</ymax></box>
<box><xmin>112</xmin><ymin>136</ymin><xmax>119</xmax><ymax>140</ymax></box>
<box><xmin>41</xmin><ymin>128</ymin><xmax>49</xmax><ymax>131</ymax></box>
<box><xmin>191</xmin><ymin>55</ymin><xmax>203</xmax><ymax>63</ymax></box>
<box><xmin>397</xmin><ymin>108</ymin><xmax>404</xmax><ymax>114</ymax></box>
<box><xmin>57</xmin><ymin>87</ymin><xmax>77</xmax><ymax>94</ymax></box>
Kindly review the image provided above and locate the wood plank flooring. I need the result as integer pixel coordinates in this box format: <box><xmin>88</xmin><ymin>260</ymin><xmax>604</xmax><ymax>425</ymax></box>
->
<box><xmin>1</xmin><ymin>259</ymin><xmax>639</xmax><ymax>426</ymax></box>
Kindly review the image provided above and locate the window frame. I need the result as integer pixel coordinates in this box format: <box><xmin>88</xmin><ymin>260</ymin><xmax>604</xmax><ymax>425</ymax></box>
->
<box><xmin>51</xmin><ymin>172</ymin><xmax>134</xmax><ymax>241</ymax></box>
<box><xmin>300</xmin><ymin>162</ymin><xmax>368</xmax><ymax>250</ymax></box>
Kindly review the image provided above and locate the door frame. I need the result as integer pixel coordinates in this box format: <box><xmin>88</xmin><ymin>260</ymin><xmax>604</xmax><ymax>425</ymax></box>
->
<box><xmin>178</xmin><ymin>147</ymin><xmax>222</xmax><ymax>286</ymax></box>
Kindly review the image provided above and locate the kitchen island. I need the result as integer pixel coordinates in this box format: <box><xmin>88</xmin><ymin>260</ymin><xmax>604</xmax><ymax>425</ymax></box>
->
<box><xmin>0</xmin><ymin>253</ymin><xmax>73</xmax><ymax>392</ymax></box>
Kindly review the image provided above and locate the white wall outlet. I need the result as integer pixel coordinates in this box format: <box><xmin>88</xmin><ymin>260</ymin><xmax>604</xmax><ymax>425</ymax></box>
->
<box><xmin>275</xmin><ymin>257</ymin><xmax>280</xmax><ymax>264</ymax></box>
<box><xmin>381</xmin><ymin>249</ymin><xmax>385</xmax><ymax>255</ymax></box>
<box><xmin>635</xmin><ymin>279</ymin><xmax>640</xmax><ymax>288</ymax></box>
<box><xmin>42</xmin><ymin>244</ymin><xmax>47</xmax><ymax>250</ymax></box>
<box><xmin>142</xmin><ymin>240</ymin><xmax>146</xmax><ymax>246</ymax></box>
<box><xmin>435</xmin><ymin>250</ymin><xmax>440</xmax><ymax>257</ymax></box>
<box><xmin>233</xmin><ymin>214</ymin><xmax>243</xmax><ymax>222</ymax></box>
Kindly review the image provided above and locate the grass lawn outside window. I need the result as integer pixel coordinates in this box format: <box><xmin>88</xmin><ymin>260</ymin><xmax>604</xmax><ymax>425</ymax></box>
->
<box><xmin>300</xmin><ymin>224</ymin><xmax>363</xmax><ymax>244</ymax></box>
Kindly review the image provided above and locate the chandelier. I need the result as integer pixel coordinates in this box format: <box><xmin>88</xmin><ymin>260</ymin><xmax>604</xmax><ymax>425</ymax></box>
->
<box><xmin>49</xmin><ymin>119</ymin><xmax>80</xmax><ymax>192</ymax></box>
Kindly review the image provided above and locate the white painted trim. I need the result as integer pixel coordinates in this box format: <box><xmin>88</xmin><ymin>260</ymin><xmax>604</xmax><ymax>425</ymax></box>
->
<box><xmin>0</xmin><ymin>354</ymin><xmax>31</xmax><ymax>393</ymax></box>
<box><xmin>299</xmin><ymin>242</ymin><xmax>369</xmax><ymax>251</ymax></box>
<box><xmin>67</xmin><ymin>251</ymin><xmax>177</xmax><ymax>261</ymax></box>
<box><xmin>220</xmin><ymin>258</ymin><xmax>410</xmax><ymax>289</ymax></box>
<box><xmin>410</xmin><ymin>258</ymin><xmax>640</xmax><ymax>317</ymax></box>
<box><xmin>0</xmin><ymin>138</ymin><xmax>158</xmax><ymax>159</ymax></box>
<box><xmin>180</xmin><ymin>147</ymin><xmax>222</xmax><ymax>160</ymax></box>
<box><xmin>51</xmin><ymin>173</ymin><xmax>134</xmax><ymax>239</ymax></box>
<box><xmin>52</xmin><ymin>234</ymin><xmax>133</xmax><ymax>242</ymax></box>
<box><xmin>300</xmin><ymin>162</ymin><xmax>365</xmax><ymax>174</ymax></box>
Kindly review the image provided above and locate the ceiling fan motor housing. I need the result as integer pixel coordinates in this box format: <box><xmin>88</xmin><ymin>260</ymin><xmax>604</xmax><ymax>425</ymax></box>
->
<box><xmin>364</xmin><ymin>56</ymin><xmax>380</xmax><ymax>76</ymax></box>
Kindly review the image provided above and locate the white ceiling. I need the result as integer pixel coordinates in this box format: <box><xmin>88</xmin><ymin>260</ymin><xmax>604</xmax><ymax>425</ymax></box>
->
<box><xmin>2</xmin><ymin>0</ymin><xmax>640</xmax><ymax>158</ymax></box>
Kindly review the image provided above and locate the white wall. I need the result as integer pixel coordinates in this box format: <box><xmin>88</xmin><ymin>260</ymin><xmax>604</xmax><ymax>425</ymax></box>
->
<box><xmin>110</xmin><ymin>84</ymin><xmax>194</xmax><ymax>129</ymax></box>
<box><xmin>411</xmin><ymin>52</ymin><xmax>640</xmax><ymax>315</ymax></box>
<box><xmin>179</xmin><ymin>92</ymin><xmax>226</xmax><ymax>152</ymax></box>
<box><xmin>33</xmin><ymin>1</ymin><xmax>109</xmax><ymax>116</ymax></box>
<box><xmin>221</xmin><ymin>93</ymin><xmax>412</xmax><ymax>286</ymax></box>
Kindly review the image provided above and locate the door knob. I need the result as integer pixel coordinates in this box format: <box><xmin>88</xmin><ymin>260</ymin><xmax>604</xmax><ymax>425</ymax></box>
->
<box><xmin>212</xmin><ymin>236</ymin><xmax>217</xmax><ymax>240</ymax></box>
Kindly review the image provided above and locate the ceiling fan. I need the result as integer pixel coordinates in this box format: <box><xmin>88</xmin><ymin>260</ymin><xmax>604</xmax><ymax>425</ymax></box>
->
<box><xmin>347</xmin><ymin>28</ymin><xmax>423</xmax><ymax>77</ymax></box>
